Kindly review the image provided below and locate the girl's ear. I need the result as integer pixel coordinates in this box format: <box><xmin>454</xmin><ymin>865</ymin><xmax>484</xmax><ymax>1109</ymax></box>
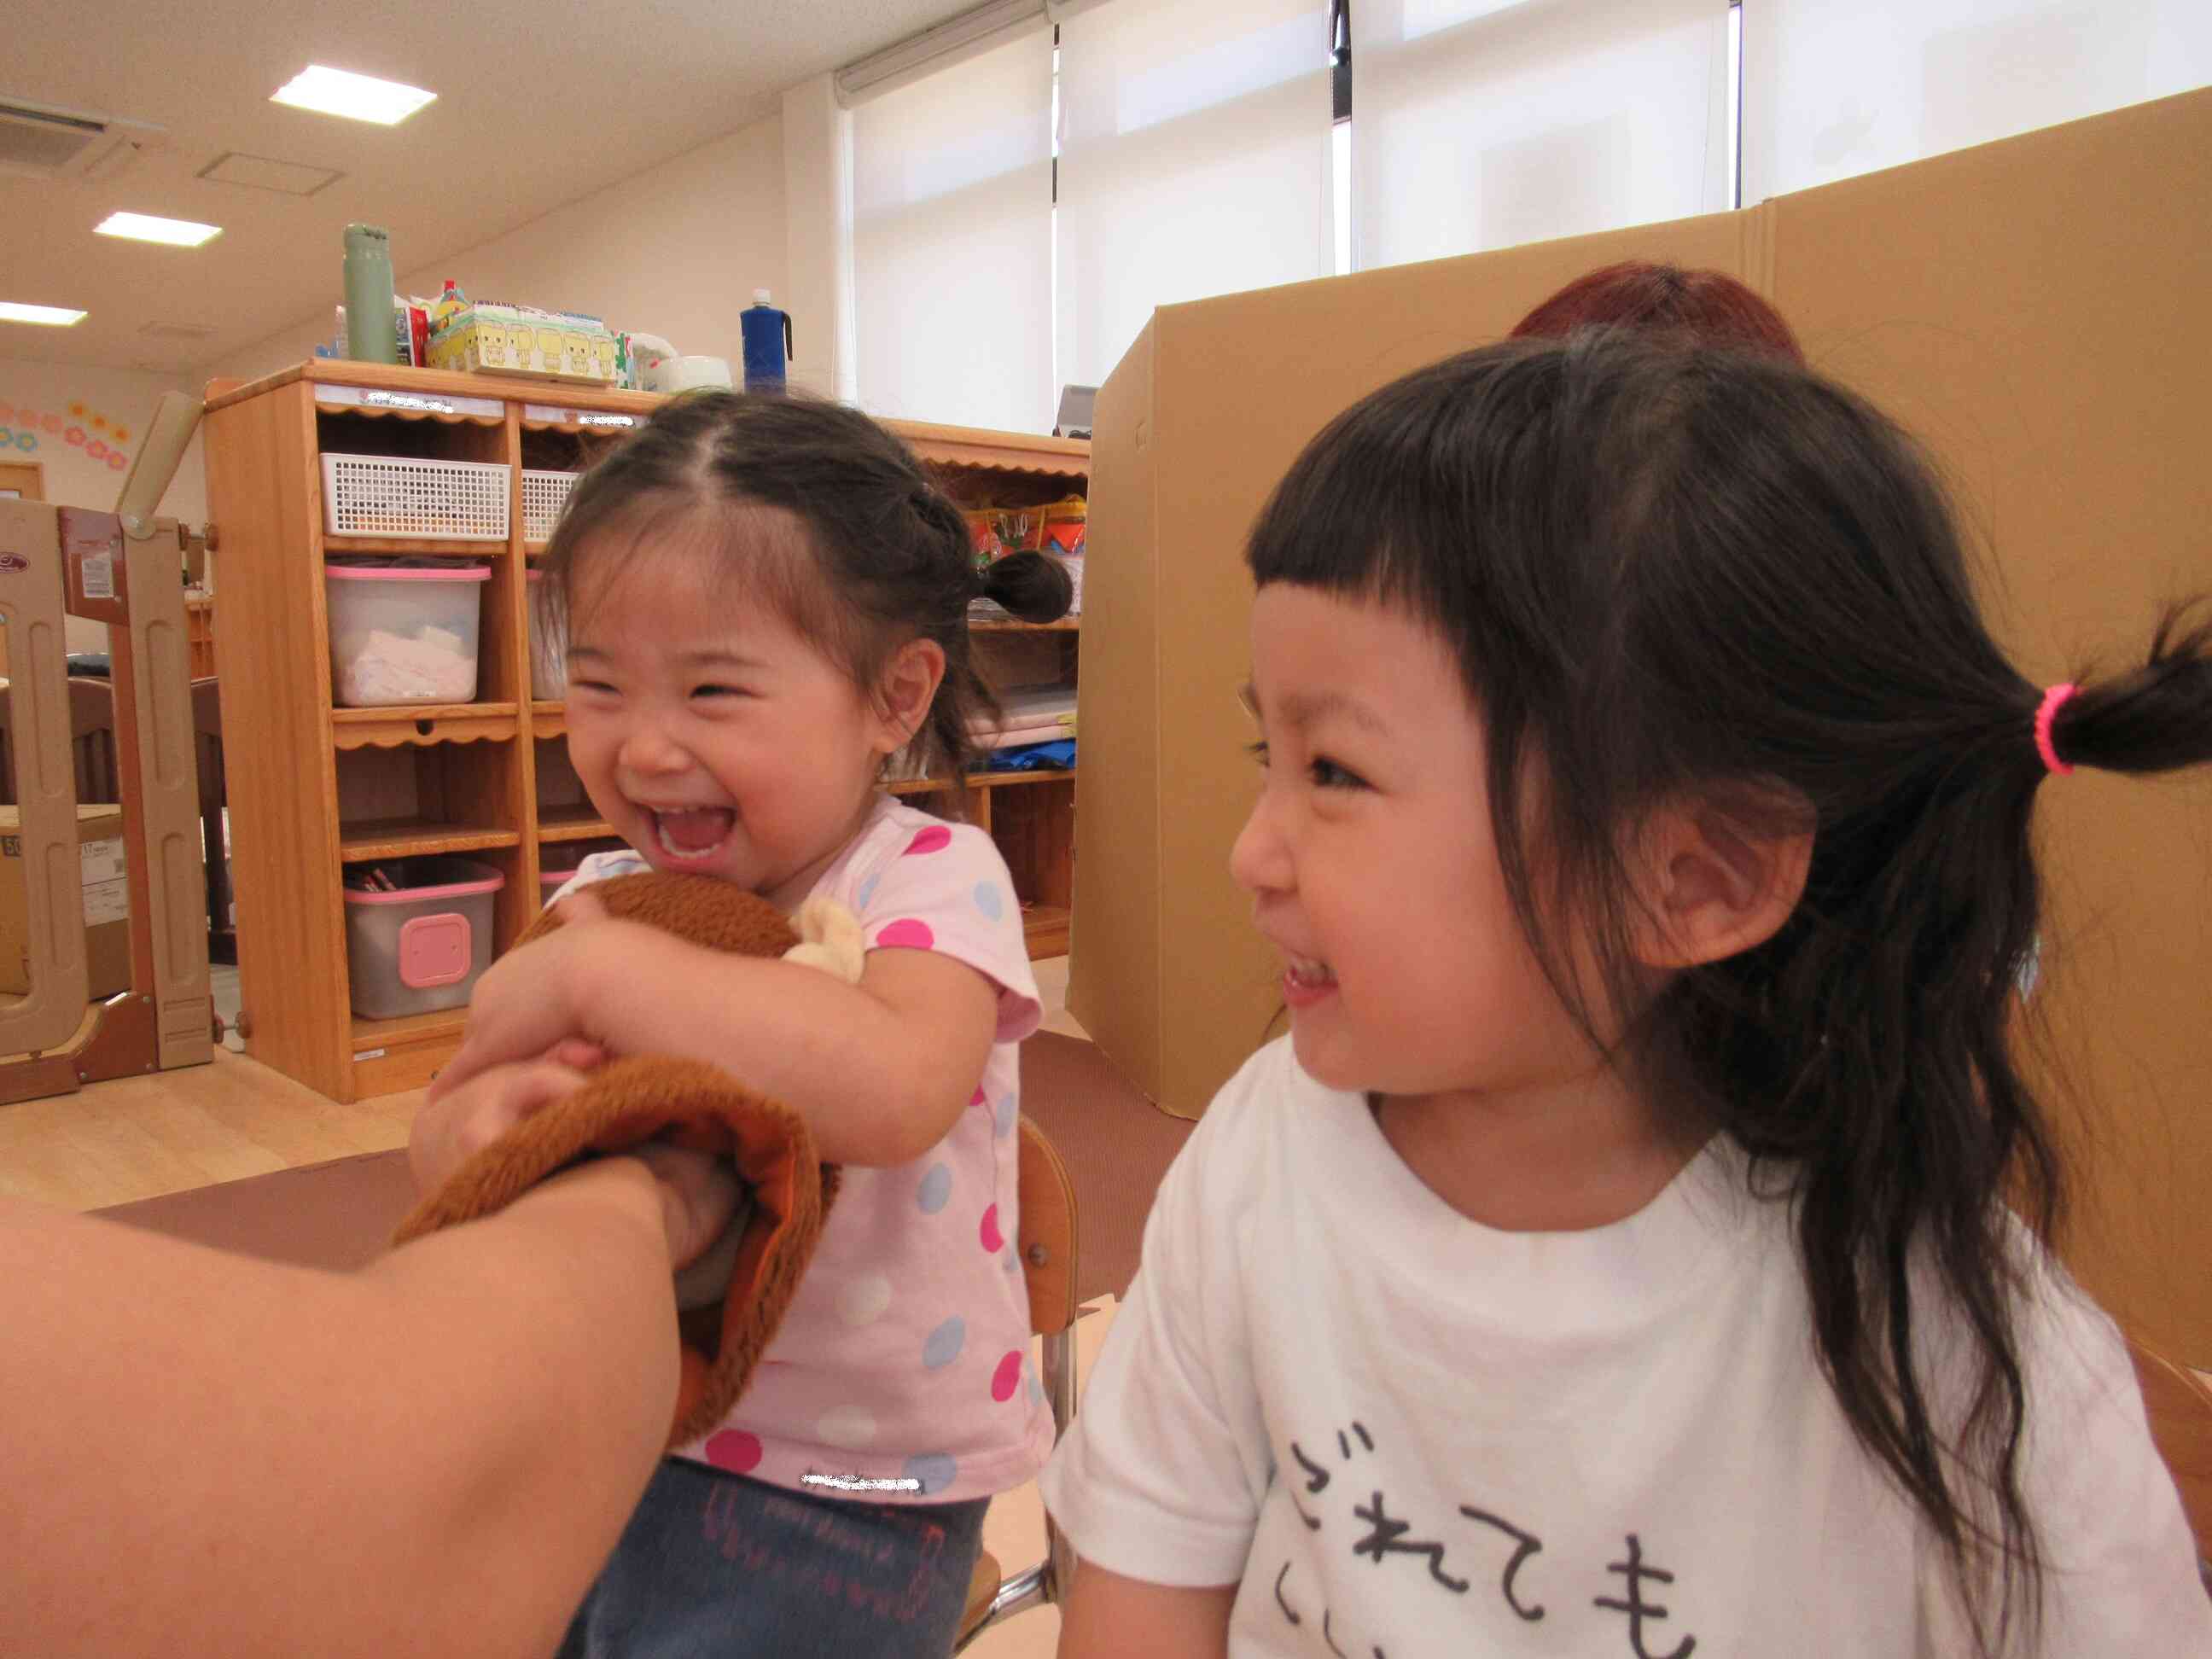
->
<box><xmin>872</xmin><ymin>637</ymin><xmax>947</xmax><ymax>754</ymax></box>
<box><xmin>1627</xmin><ymin>797</ymin><xmax>1813</xmax><ymax>970</ymax></box>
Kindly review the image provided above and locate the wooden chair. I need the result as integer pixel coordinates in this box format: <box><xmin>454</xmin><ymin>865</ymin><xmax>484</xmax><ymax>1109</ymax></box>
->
<box><xmin>957</xmin><ymin>1116</ymin><xmax>1081</xmax><ymax>1650</ymax></box>
<box><xmin>67</xmin><ymin>676</ymin><xmax>119</xmax><ymax>804</ymax></box>
<box><xmin>0</xmin><ymin>678</ymin><xmax>119</xmax><ymax>806</ymax></box>
<box><xmin>190</xmin><ymin>677</ymin><xmax>234</xmax><ymax>963</ymax></box>
<box><xmin>2128</xmin><ymin>1331</ymin><xmax>2212</xmax><ymax>1598</ymax></box>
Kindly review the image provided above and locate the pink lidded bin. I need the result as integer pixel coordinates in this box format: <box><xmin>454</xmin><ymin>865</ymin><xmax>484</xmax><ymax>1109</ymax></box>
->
<box><xmin>342</xmin><ymin>857</ymin><xmax>505</xmax><ymax>1019</ymax></box>
<box><xmin>325</xmin><ymin>562</ymin><xmax>492</xmax><ymax>707</ymax></box>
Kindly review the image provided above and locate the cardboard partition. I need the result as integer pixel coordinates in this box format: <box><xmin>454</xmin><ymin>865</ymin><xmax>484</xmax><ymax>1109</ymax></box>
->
<box><xmin>1071</xmin><ymin>210</ymin><xmax>1767</xmax><ymax>1121</ymax></box>
<box><xmin>1767</xmin><ymin>87</ymin><xmax>2212</xmax><ymax>1365</ymax></box>
<box><xmin>1068</xmin><ymin>87</ymin><xmax>2212</xmax><ymax>1362</ymax></box>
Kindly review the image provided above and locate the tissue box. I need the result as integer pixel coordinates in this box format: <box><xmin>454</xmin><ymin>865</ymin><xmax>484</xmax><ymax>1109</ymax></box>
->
<box><xmin>0</xmin><ymin>805</ymin><xmax>131</xmax><ymax>998</ymax></box>
<box><xmin>428</xmin><ymin>300</ymin><xmax>620</xmax><ymax>385</ymax></box>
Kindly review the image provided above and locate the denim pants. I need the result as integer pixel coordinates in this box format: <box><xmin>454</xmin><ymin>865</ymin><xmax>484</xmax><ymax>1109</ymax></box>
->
<box><xmin>557</xmin><ymin>1456</ymin><xmax>991</xmax><ymax>1658</ymax></box>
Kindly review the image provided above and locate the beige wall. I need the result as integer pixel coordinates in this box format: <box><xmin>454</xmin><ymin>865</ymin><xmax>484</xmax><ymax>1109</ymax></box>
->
<box><xmin>0</xmin><ymin>358</ymin><xmax>206</xmax><ymax>524</ymax></box>
<box><xmin>0</xmin><ymin>359</ymin><xmax>207</xmax><ymax>653</ymax></box>
<box><xmin>208</xmin><ymin>111</ymin><xmax>795</xmax><ymax>392</ymax></box>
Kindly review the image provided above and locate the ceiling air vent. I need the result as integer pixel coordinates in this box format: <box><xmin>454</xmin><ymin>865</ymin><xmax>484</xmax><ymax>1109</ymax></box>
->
<box><xmin>0</xmin><ymin>96</ymin><xmax>164</xmax><ymax>182</ymax></box>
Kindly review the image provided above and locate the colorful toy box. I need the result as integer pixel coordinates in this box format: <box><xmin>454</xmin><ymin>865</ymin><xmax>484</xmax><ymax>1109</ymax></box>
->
<box><xmin>428</xmin><ymin>300</ymin><xmax>621</xmax><ymax>386</ymax></box>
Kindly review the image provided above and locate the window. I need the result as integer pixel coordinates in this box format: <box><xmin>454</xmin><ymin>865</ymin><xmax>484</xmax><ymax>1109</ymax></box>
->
<box><xmin>1054</xmin><ymin>0</ymin><xmax>1334</xmax><ymax>391</ymax></box>
<box><xmin>1351</xmin><ymin>0</ymin><xmax>1733</xmax><ymax>273</ymax></box>
<box><xmin>851</xmin><ymin>26</ymin><xmax>1057</xmax><ymax>431</ymax></box>
<box><xmin>1742</xmin><ymin>0</ymin><xmax>2212</xmax><ymax>201</ymax></box>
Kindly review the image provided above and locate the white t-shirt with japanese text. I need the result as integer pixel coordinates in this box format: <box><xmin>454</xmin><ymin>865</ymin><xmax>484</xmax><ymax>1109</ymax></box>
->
<box><xmin>1040</xmin><ymin>1037</ymin><xmax>2210</xmax><ymax>1656</ymax></box>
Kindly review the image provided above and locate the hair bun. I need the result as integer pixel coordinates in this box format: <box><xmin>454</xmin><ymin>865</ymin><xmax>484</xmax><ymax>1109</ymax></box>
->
<box><xmin>977</xmin><ymin>550</ymin><xmax>1074</xmax><ymax>625</ymax></box>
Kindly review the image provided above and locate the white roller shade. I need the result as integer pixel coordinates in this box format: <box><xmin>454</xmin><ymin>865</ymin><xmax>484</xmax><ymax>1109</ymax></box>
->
<box><xmin>853</xmin><ymin>26</ymin><xmax>1057</xmax><ymax>432</ymax></box>
<box><xmin>1353</xmin><ymin>0</ymin><xmax>1732</xmax><ymax>273</ymax></box>
<box><xmin>1057</xmin><ymin>0</ymin><xmax>1333</xmax><ymax>392</ymax></box>
<box><xmin>1743</xmin><ymin>0</ymin><xmax>2212</xmax><ymax>203</ymax></box>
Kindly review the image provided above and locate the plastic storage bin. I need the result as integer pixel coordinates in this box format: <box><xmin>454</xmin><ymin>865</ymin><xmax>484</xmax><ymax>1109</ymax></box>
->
<box><xmin>321</xmin><ymin>452</ymin><xmax>509</xmax><ymax>540</ymax></box>
<box><xmin>326</xmin><ymin>563</ymin><xmax>491</xmax><ymax>707</ymax></box>
<box><xmin>343</xmin><ymin>858</ymin><xmax>505</xmax><ymax>1019</ymax></box>
<box><xmin>521</xmin><ymin>469</ymin><xmax>579</xmax><ymax>544</ymax></box>
<box><xmin>538</xmin><ymin>838</ymin><xmax>625</xmax><ymax>907</ymax></box>
<box><xmin>527</xmin><ymin>568</ymin><xmax>566</xmax><ymax>700</ymax></box>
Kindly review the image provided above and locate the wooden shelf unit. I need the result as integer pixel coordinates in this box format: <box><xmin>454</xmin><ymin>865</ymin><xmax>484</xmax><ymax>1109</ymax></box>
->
<box><xmin>202</xmin><ymin>359</ymin><xmax>1086</xmax><ymax>1101</ymax></box>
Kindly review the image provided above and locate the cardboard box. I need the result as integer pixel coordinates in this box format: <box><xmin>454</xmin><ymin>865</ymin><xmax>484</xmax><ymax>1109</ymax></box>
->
<box><xmin>1068</xmin><ymin>88</ymin><xmax>2212</xmax><ymax>1357</ymax></box>
<box><xmin>0</xmin><ymin>805</ymin><xmax>131</xmax><ymax>999</ymax></box>
<box><xmin>428</xmin><ymin>300</ymin><xmax>620</xmax><ymax>385</ymax></box>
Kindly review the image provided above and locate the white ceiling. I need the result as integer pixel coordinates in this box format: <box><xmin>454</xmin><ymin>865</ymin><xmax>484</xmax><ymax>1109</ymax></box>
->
<box><xmin>1</xmin><ymin>0</ymin><xmax>972</xmax><ymax>376</ymax></box>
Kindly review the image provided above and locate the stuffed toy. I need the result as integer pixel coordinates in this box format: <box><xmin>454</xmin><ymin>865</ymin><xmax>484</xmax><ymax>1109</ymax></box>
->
<box><xmin>393</xmin><ymin>872</ymin><xmax>859</xmax><ymax>1445</ymax></box>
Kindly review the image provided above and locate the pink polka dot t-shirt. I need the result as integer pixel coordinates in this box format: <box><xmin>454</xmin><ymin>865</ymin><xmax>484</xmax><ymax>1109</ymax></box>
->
<box><xmin>561</xmin><ymin>793</ymin><xmax>1051</xmax><ymax>1505</ymax></box>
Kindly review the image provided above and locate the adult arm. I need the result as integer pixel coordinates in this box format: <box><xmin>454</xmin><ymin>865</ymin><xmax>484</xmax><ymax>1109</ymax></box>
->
<box><xmin>0</xmin><ymin>1154</ymin><xmax>719</xmax><ymax>1658</ymax></box>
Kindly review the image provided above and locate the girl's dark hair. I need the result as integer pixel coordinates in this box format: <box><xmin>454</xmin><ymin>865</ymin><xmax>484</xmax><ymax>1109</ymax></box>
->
<box><xmin>1511</xmin><ymin>259</ymin><xmax>1807</xmax><ymax>364</ymax></box>
<box><xmin>539</xmin><ymin>390</ymin><xmax>1071</xmax><ymax>780</ymax></box>
<box><xmin>1247</xmin><ymin>333</ymin><xmax>2212</xmax><ymax>1651</ymax></box>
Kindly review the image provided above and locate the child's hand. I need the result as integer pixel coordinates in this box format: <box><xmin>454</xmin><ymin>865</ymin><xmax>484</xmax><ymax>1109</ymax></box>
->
<box><xmin>407</xmin><ymin>1039</ymin><xmax>606</xmax><ymax>1196</ymax></box>
<box><xmin>428</xmin><ymin>890</ymin><xmax>649</xmax><ymax>1109</ymax></box>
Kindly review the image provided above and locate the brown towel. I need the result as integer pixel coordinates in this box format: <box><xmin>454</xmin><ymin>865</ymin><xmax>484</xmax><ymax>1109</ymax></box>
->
<box><xmin>393</xmin><ymin>872</ymin><xmax>839</xmax><ymax>1445</ymax></box>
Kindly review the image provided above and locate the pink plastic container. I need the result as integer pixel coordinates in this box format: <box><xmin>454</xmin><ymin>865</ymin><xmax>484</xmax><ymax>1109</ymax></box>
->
<box><xmin>537</xmin><ymin>838</ymin><xmax>624</xmax><ymax>908</ymax></box>
<box><xmin>342</xmin><ymin>857</ymin><xmax>505</xmax><ymax>1019</ymax></box>
<box><xmin>325</xmin><ymin>563</ymin><xmax>492</xmax><ymax>707</ymax></box>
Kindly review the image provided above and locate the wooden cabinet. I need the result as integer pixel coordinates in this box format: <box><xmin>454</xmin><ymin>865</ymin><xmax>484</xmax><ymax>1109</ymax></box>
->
<box><xmin>201</xmin><ymin>361</ymin><xmax>1085</xmax><ymax>1102</ymax></box>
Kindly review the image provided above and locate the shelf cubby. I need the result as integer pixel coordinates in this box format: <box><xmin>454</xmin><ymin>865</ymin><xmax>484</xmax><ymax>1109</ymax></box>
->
<box><xmin>205</xmin><ymin>358</ymin><xmax>1087</xmax><ymax>1098</ymax></box>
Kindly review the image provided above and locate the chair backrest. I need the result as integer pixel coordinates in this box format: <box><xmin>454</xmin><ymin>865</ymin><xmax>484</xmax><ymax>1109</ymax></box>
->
<box><xmin>1017</xmin><ymin>1115</ymin><xmax>1080</xmax><ymax>1338</ymax></box>
<box><xmin>189</xmin><ymin>679</ymin><xmax>224</xmax><ymax>823</ymax></box>
<box><xmin>67</xmin><ymin>676</ymin><xmax>118</xmax><ymax>804</ymax></box>
<box><xmin>955</xmin><ymin>1115</ymin><xmax>1083</xmax><ymax>1651</ymax></box>
<box><xmin>2128</xmin><ymin>1331</ymin><xmax>2212</xmax><ymax>1587</ymax></box>
<box><xmin>189</xmin><ymin>678</ymin><xmax>229</xmax><ymax>930</ymax></box>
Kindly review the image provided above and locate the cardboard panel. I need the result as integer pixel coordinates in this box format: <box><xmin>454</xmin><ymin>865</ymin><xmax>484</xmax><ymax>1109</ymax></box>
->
<box><xmin>1072</xmin><ymin>210</ymin><xmax>1765</xmax><ymax>1114</ymax></box>
<box><xmin>1068</xmin><ymin>323</ymin><xmax>1163</xmax><ymax>1090</ymax></box>
<box><xmin>1070</xmin><ymin>80</ymin><xmax>2212</xmax><ymax>1363</ymax></box>
<box><xmin>1772</xmin><ymin>85</ymin><xmax>2212</xmax><ymax>1364</ymax></box>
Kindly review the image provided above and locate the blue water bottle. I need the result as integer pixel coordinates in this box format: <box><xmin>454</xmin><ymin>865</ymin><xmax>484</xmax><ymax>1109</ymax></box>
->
<box><xmin>740</xmin><ymin>289</ymin><xmax>792</xmax><ymax>393</ymax></box>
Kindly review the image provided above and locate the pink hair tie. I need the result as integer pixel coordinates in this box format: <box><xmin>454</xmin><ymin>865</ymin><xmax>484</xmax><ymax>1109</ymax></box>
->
<box><xmin>2034</xmin><ymin>683</ymin><xmax>2077</xmax><ymax>777</ymax></box>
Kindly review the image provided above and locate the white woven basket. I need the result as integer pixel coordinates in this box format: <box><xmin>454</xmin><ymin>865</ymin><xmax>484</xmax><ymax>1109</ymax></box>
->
<box><xmin>321</xmin><ymin>453</ymin><xmax>510</xmax><ymax>541</ymax></box>
<box><xmin>520</xmin><ymin>469</ymin><xmax>579</xmax><ymax>544</ymax></box>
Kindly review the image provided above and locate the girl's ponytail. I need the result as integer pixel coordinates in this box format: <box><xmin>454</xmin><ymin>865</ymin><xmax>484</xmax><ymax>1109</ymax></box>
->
<box><xmin>2038</xmin><ymin>602</ymin><xmax>2212</xmax><ymax>778</ymax></box>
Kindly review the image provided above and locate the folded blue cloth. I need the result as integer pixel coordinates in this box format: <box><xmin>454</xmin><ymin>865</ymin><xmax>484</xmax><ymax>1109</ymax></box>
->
<box><xmin>980</xmin><ymin>738</ymin><xmax>1075</xmax><ymax>772</ymax></box>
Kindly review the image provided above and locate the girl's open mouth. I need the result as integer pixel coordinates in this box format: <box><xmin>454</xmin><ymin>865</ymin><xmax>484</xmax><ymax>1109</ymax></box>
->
<box><xmin>649</xmin><ymin>806</ymin><xmax>736</xmax><ymax>863</ymax></box>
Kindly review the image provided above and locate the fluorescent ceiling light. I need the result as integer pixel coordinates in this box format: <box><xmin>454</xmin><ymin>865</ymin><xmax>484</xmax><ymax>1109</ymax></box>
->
<box><xmin>270</xmin><ymin>65</ymin><xmax>436</xmax><ymax>125</ymax></box>
<box><xmin>0</xmin><ymin>301</ymin><xmax>87</xmax><ymax>326</ymax></box>
<box><xmin>96</xmin><ymin>211</ymin><xmax>223</xmax><ymax>247</ymax></box>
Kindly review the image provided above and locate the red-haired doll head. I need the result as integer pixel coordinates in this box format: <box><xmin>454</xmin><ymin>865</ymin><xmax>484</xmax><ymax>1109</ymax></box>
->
<box><xmin>1510</xmin><ymin>260</ymin><xmax>1805</xmax><ymax>364</ymax></box>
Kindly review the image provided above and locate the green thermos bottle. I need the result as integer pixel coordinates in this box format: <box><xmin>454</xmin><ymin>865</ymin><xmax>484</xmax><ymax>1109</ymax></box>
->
<box><xmin>343</xmin><ymin>224</ymin><xmax>399</xmax><ymax>364</ymax></box>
